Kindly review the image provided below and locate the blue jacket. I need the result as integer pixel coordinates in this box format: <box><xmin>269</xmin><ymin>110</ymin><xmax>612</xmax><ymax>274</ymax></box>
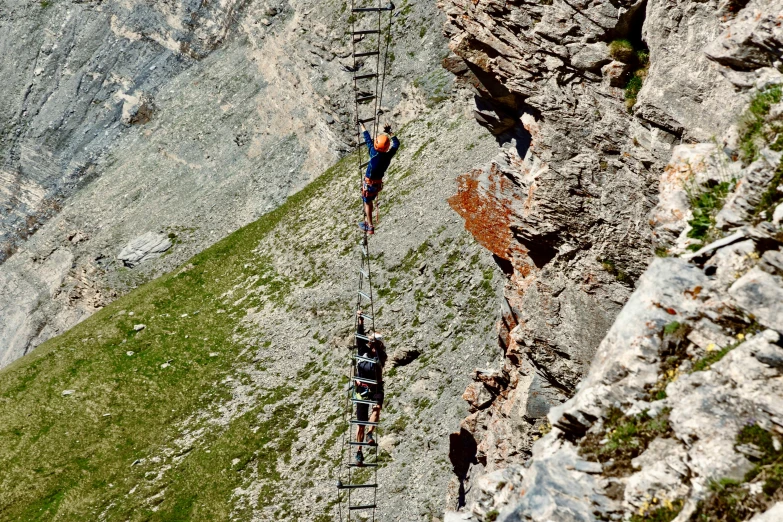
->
<box><xmin>363</xmin><ymin>130</ymin><xmax>400</xmax><ymax>180</ymax></box>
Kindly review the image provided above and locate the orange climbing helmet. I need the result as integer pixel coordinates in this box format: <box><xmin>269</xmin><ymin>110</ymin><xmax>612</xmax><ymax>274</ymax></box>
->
<box><xmin>374</xmin><ymin>133</ymin><xmax>391</xmax><ymax>153</ymax></box>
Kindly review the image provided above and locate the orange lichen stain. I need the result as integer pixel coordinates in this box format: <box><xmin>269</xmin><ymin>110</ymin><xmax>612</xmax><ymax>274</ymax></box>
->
<box><xmin>448</xmin><ymin>165</ymin><xmax>516</xmax><ymax>263</ymax></box>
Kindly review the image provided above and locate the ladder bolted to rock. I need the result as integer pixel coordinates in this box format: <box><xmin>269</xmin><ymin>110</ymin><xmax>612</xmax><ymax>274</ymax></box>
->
<box><xmin>336</xmin><ymin>0</ymin><xmax>395</xmax><ymax>519</ymax></box>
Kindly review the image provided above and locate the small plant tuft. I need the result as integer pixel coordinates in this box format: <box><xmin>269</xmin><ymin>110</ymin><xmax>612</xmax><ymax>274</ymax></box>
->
<box><xmin>609</xmin><ymin>39</ymin><xmax>635</xmax><ymax>62</ymax></box>
<box><xmin>738</xmin><ymin>85</ymin><xmax>783</xmax><ymax>163</ymax></box>
<box><xmin>685</xmin><ymin>180</ymin><xmax>734</xmax><ymax>249</ymax></box>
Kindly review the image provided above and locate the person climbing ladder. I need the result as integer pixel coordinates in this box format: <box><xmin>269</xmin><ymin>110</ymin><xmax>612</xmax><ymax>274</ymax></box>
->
<box><xmin>359</xmin><ymin>122</ymin><xmax>400</xmax><ymax>235</ymax></box>
<box><xmin>353</xmin><ymin>310</ymin><xmax>386</xmax><ymax>465</ymax></box>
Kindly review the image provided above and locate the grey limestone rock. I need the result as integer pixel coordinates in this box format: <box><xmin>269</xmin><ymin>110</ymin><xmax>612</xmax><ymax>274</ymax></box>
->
<box><xmin>704</xmin><ymin>0</ymin><xmax>783</xmax><ymax>72</ymax></box>
<box><xmin>729</xmin><ymin>267</ymin><xmax>783</xmax><ymax>332</ymax></box>
<box><xmin>624</xmin><ymin>438</ymin><xmax>690</xmax><ymax>514</ymax></box>
<box><xmin>500</xmin><ymin>437</ymin><xmax>612</xmax><ymax>522</ymax></box>
<box><xmin>441</xmin><ymin>0</ymin><xmax>752</xmax><ymax>491</ymax></box>
<box><xmin>549</xmin><ymin>258</ymin><xmax>707</xmax><ymax>437</ymax></box>
<box><xmin>716</xmin><ymin>150</ymin><xmax>783</xmax><ymax>230</ymax></box>
<box><xmin>117</xmin><ymin>232</ymin><xmax>172</xmax><ymax>268</ymax></box>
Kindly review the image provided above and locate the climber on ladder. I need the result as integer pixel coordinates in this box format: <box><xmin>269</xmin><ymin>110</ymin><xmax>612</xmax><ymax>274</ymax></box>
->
<box><xmin>353</xmin><ymin>310</ymin><xmax>386</xmax><ymax>465</ymax></box>
<box><xmin>359</xmin><ymin>121</ymin><xmax>400</xmax><ymax>235</ymax></box>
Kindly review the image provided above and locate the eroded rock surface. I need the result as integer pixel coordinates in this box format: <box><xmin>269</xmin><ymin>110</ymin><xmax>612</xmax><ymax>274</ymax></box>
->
<box><xmin>440</xmin><ymin>0</ymin><xmax>783</xmax><ymax>518</ymax></box>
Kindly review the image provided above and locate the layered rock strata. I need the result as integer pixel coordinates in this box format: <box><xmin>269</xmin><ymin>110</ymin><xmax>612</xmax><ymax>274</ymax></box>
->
<box><xmin>442</xmin><ymin>0</ymin><xmax>783</xmax><ymax>518</ymax></box>
<box><xmin>438</xmin><ymin>0</ymin><xmax>781</xmax><ymax>512</ymax></box>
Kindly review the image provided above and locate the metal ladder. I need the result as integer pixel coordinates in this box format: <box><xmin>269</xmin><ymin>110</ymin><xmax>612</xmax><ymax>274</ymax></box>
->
<box><xmin>338</xmin><ymin>235</ymin><xmax>381</xmax><ymax>521</ymax></box>
<box><xmin>336</xmin><ymin>0</ymin><xmax>394</xmax><ymax>519</ymax></box>
<box><xmin>349</xmin><ymin>0</ymin><xmax>394</xmax><ymax>154</ymax></box>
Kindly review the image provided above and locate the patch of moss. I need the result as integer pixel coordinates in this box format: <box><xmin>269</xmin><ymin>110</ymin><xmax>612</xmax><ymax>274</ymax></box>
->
<box><xmin>597</xmin><ymin>257</ymin><xmax>632</xmax><ymax>284</ymax></box>
<box><xmin>579</xmin><ymin>408</ymin><xmax>672</xmax><ymax>477</ymax></box>
<box><xmin>608</xmin><ymin>40</ymin><xmax>649</xmax><ymax>110</ymax></box>
<box><xmin>654</xmin><ymin>246</ymin><xmax>669</xmax><ymax>257</ymax></box>
<box><xmin>609</xmin><ymin>39</ymin><xmax>635</xmax><ymax>62</ymax></box>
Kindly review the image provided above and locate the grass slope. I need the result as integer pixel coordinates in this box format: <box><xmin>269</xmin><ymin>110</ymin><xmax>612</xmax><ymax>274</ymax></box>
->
<box><xmin>0</xmin><ymin>153</ymin><xmax>353</xmax><ymax>521</ymax></box>
<box><xmin>0</xmin><ymin>104</ymin><xmax>502</xmax><ymax>521</ymax></box>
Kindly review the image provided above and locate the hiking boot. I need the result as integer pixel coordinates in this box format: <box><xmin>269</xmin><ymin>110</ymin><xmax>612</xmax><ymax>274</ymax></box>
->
<box><xmin>365</xmin><ymin>431</ymin><xmax>376</xmax><ymax>446</ymax></box>
<box><xmin>358</xmin><ymin>221</ymin><xmax>375</xmax><ymax>234</ymax></box>
<box><xmin>355</xmin><ymin>450</ymin><xmax>364</xmax><ymax>466</ymax></box>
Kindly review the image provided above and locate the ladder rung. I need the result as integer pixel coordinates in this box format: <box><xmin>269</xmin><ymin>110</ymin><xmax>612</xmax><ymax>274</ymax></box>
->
<box><xmin>353</xmin><ymin>376</ymin><xmax>378</xmax><ymax>385</ymax></box>
<box><xmin>353</xmin><ymin>30</ymin><xmax>380</xmax><ymax>35</ymax></box>
<box><xmin>354</xmin><ymin>73</ymin><xmax>378</xmax><ymax>80</ymax></box>
<box><xmin>360</xmin><ymin>160</ymin><xmax>369</xmax><ymax>169</ymax></box>
<box><xmin>352</xmin><ymin>398</ymin><xmax>380</xmax><ymax>406</ymax></box>
<box><xmin>360</xmin><ymin>313</ymin><xmax>374</xmax><ymax>321</ymax></box>
<box><xmin>348</xmin><ymin>440</ymin><xmax>378</xmax><ymax>446</ymax></box>
<box><xmin>350</xmin><ymin>419</ymin><xmax>379</xmax><ymax>426</ymax></box>
<box><xmin>348</xmin><ymin>463</ymin><xmax>378</xmax><ymax>467</ymax></box>
<box><xmin>358</xmin><ymin>291</ymin><xmax>371</xmax><ymax>301</ymax></box>
<box><xmin>359</xmin><ymin>268</ymin><xmax>369</xmax><ymax>278</ymax></box>
<box><xmin>356</xmin><ymin>95</ymin><xmax>376</xmax><ymax>103</ymax></box>
<box><xmin>358</xmin><ymin>117</ymin><xmax>375</xmax><ymax>124</ymax></box>
<box><xmin>355</xmin><ymin>333</ymin><xmax>371</xmax><ymax>341</ymax></box>
<box><xmin>338</xmin><ymin>483</ymin><xmax>378</xmax><ymax>489</ymax></box>
<box><xmin>349</xmin><ymin>504</ymin><xmax>378</xmax><ymax>510</ymax></box>
<box><xmin>354</xmin><ymin>355</ymin><xmax>378</xmax><ymax>364</ymax></box>
<box><xmin>354</xmin><ymin>51</ymin><xmax>380</xmax><ymax>57</ymax></box>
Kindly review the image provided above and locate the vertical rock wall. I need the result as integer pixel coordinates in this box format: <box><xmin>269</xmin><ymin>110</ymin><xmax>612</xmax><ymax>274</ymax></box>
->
<box><xmin>438</xmin><ymin>0</ymin><xmax>752</xmax><ymax>506</ymax></box>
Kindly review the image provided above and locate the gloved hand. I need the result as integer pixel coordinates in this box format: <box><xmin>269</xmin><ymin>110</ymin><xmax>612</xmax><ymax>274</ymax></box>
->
<box><xmin>383</xmin><ymin>124</ymin><xmax>392</xmax><ymax>134</ymax></box>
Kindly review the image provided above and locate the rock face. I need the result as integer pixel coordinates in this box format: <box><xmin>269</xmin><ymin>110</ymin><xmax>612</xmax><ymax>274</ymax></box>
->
<box><xmin>0</xmin><ymin>0</ymin><xmax>457</xmax><ymax>366</ymax></box>
<box><xmin>117</xmin><ymin>232</ymin><xmax>172</xmax><ymax>267</ymax></box>
<box><xmin>440</xmin><ymin>0</ymin><xmax>783</xmax><ymax>516</ymax></box>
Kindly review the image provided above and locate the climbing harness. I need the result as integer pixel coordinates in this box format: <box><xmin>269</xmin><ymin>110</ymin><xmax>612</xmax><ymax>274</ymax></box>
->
<box><xmin>336</xmin><ymin>0</ymin><xmax>395</xmax><ymax>519</ymax></box>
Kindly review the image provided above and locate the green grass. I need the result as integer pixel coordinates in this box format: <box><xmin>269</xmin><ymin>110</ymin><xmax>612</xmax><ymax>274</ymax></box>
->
<box><xmin>0</xmin><ymin>153</ymin><xmax>357</xmax><ymax>520</ymax></box>
<box><xmin>685</xmin><ymin>180</ymin><xmax>733</xmax><ymax>249</ymax></box>
<box><xmin>609</xmin><ymin>39</ymin><xmax>634</xmax><ymax>62</ymax></box>
<box><xmin>739</xmin><ymin>85</ymin><xmax>783</xmax><ymax>163</ymax></box>
<box><xmin>579</xmin><ymin>408</ymin><xmax>672</xmax><ymax>477</ymax></box>
<box><xmin>691</xmin><ymin>343</ymin><xmax>735</xmax><ymax>372</ymax></box>
<box><xmin>693</xmin><ymin>423</ymin><xmax>783</xmax><ymax>520</ymax></box>
<box><xmin>754</xmin><ymin>161</ymin><xmax>783</xmax><ymax>221</ymax></box>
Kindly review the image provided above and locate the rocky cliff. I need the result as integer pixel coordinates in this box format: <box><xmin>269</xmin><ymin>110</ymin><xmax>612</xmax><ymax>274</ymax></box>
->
<box><xmin>439</xmin><ymin>0</ymin><xmax>783</xmax><ymax>519</ymax></box>
<box><xmin>0</xmin><ymin>0</ymin><xmax>455</xmax><ymax>367</ymax></box>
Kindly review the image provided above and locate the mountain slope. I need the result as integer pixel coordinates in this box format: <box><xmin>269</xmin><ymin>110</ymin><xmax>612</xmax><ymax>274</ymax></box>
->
<box><xmin>0</xmin><ymin>0</ymin><xmax>456</xmax><ymax>366</ymax></box>
<box><xmin>0</xmin><ymin>102</ymin><xmax>503</xmax><ymax>521</ymax></box>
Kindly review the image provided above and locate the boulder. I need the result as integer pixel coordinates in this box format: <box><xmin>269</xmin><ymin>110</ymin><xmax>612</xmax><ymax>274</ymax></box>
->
<box><xmin>729</xmin><ymin>267</ymin><xmax>783</xmax><ymax>332</ymax></box>
<box><xmin>118</xmin><ymin>232</ymin><xmax>173</xmax><ymax>268</ymax></box>
<box><xmin>389</xmin><ymin>347</ymin><xmax>420</xmax><ymax>367</ymax></box>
